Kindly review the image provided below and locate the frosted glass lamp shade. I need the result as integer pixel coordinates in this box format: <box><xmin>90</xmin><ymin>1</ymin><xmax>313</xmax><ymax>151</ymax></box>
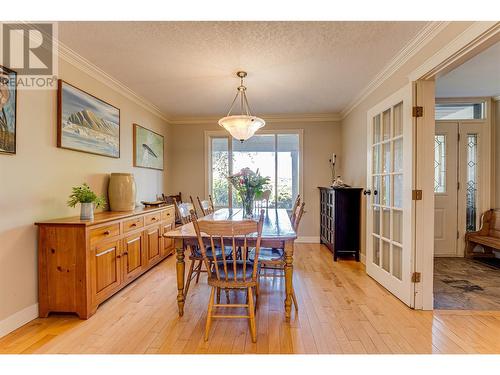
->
<box><xmin>218</xmin><ymin>115</ymin><xmax>265</xmax><ymax>142</ymax></box>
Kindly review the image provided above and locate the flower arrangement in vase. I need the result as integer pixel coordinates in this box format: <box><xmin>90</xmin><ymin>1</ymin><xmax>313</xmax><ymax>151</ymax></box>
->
<box><xmin>67</xmin><ymin>183</ymin><xmax>107</xmax><ymax>220</ymax></box>
<box><xmin>227</xmin><ymin>168</ymin><xmax>271</xmax><ymax>218</ymax></box>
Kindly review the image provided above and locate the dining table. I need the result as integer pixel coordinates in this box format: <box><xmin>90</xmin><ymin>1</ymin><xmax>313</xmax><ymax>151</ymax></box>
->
<box><xmin>163</xmin><ymin>208</ymin><xmax>297</xmax><ymax>322</ymax></box>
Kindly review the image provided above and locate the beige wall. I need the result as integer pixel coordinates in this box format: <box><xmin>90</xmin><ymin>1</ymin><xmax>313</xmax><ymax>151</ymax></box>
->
<box><xmin>0</xmin><ymin>58</ymin><xmax>171</xmax><ymax>326</ymax></box>
<box><xmin>168</xmin><ymin>121</ymin><xmax>342</xmax><ymax>238</ymax></box>
<box><xmin>341</xmin><ymin>22</ymin><xmax>475</xmax><ymax>256</ymax></box>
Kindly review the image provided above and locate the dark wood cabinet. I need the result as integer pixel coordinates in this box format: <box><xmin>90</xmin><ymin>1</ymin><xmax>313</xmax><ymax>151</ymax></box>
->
<box><xmin>319</xmin><ymin>187</ymin><xmax>362</xmax><ymax>261</ymax></box>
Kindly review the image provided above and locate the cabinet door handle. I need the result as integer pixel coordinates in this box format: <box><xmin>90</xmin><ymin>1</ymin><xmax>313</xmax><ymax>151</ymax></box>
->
<box><xmin>131</xmin><ymin>223</ymin><xmax>137</xmax><ymax>227</ymax></box>
<box><xmin>152</xmin><ymin>217</ymin><xmax>157</xmax><ymax>221</ymax></box>
<box><xmin>116</xmin><ymin>254</ymin><xmax>121</xmax><ymax>259</ymax></box>
<box><xmin>104</xmin><ymin>230</ymin><xmax>111</xmax><ymax>235</ymax></box>
<box><xmin>123</xmin><ymin>251</ymin><xmax>128</xmax><ymax>255</ymax></box>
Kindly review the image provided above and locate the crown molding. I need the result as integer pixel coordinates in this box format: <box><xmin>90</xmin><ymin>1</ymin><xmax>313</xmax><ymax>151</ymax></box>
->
<box><xmin>340</xmin><ymin>21</ymin><xmax>450</xmax><ymax>120</ymax></box>
<box><xmin>58</xmin><ymin>41</ymin><xmax>171</xmax><ymax>123</ymax></box>
<box><xmin>169</xmin><ymin>112</ymin><xmax>342</xmax><ymax>125</ymax></box>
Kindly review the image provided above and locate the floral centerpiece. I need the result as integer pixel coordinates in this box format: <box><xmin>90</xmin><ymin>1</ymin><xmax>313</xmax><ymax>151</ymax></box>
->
<box><xmin>227</xmin><ymin>168</ymin><xmax>271</xmax><ymax>218</ymax></box>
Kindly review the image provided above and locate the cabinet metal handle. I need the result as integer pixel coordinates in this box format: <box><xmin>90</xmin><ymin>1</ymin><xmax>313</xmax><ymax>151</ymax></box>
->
<box><xmin>116</xmin><ymin>254</ymin><xmax>121</xmax><ymax>259</ymax></box>
<box><xmin>123</xmin><ymin>251</ymin><xmax>128</xmax><ymax>255</ymax></box>
<box><xmin>104</xmin><ymin>230</ymin><xmax>111</xmax><ymax>235</ymax></box>
<box><xmin>152</xmin><ymin>217</ymin><xmax>157</xmax><ymax>221</ymax></box>
<box><xmin>131</xmin><ymin>223</ymin><xmax>137</xmax><ymax>227</ymax></box>
<box><xmin>363</xmin><ymin>189</ymin><xmax>371</xmax><ymax>196</ymax></box>
<box><xmin>96</xmin><ymin>247</ymin><xmax>115</xmax><ymax>257</ymax></box>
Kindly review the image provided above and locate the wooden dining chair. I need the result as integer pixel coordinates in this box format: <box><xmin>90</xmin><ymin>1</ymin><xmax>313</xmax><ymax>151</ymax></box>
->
<box><xmin>290</xmin><ymin>194</ymin><xmax>301</xmax><ymax>219</ymax></box>
<box><xmin>197</xmin><ymin>196</ymin><xmax>215</xmax><ymax>216</ymax></box>
<box><xmin>191</xmin><ymin>210</ymin><xmax>264</xmax><ymax>342</ymax></box>
<box><xmin>257</xmin><ymin>202</ymin><xmax>305</xmax><ymax>311</ymax></box>
<box><xmin>189</xmin><ymin>196</ymin><xmax>200</xmax><ymax>217</ymax></box>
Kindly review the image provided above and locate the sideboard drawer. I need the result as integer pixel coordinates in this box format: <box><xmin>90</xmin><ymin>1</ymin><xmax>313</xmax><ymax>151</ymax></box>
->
<box><xmin>90</xmin><ymin>224</ymin><xmax>120</xmax><ymax>243</ymax></box>
<box><xmin>123</xmin><ymin>216</ymin><xmax>144</xmax><ymax>233</ymax></box>
<box><xmin>145</xmin><ymin>212</ymin><xmax>161</xmax><ymax>226</ymax></box>
<box><xmin>161</xmin><ymin>207</ymin><xmax>175</xmax><ymax>222</ymax></box>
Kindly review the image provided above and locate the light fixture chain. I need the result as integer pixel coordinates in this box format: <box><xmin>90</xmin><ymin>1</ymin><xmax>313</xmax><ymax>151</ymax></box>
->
<box><xmin>226</xmin><ymin>91</ymin><xmax>239</xmax><ymax>116</ymax></box>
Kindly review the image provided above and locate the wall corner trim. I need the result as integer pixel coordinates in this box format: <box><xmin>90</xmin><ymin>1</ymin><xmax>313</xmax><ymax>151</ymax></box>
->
<box><xmin>340</xmin><ymin>21</ymin><xmax>450</xmax><ymax>120</ymax></box>
<box><xmin>169</xmin><ymin>113</ymin><xmax>342</xmax><ymax>125</ymax></box>
<box><xmin>0</xmin><ymin>303</ymin><xmax>39</xmax><ymax>339</ymax></box>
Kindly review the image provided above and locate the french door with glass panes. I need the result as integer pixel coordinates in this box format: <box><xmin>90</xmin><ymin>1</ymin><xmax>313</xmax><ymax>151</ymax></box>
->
<box><xmin>366</xmin><ymin>86</ymin><xmax>414</xmax><ymax>307</ymax></box>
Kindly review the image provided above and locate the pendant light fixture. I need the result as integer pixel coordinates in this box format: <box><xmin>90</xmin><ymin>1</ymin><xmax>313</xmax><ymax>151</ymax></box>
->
<box><xmin>218</xmin><ymin>71</ymin><xmax>265</xmax><ymax>142</ymax></box>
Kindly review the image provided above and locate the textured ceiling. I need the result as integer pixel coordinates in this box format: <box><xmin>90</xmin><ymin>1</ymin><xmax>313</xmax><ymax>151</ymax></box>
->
<box><xmin>436</xmin><ymin>41</ymin><xmax>500</xmax><ymax>98</ymax></box>
<box><xmin>58</xmin><ymin>21</ymin><xmax>428</xmax><ymax>118</ymax></box>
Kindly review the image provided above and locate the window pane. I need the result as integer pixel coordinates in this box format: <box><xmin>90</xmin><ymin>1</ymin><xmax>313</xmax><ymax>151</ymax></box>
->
<box><xmin>392</xmin><ymin>245</ymin><xmax>402</xmax><ymax>280</ymax></box>
<box><xmin>373</xmin><ymin>114</ymin><xmax>381</xmax><ymax>144</ymax></box>
<box><xmin>466</xmin><ymin>134</ymin><xmax>478</xmax><ymax>231</ymax></box>
<box><xmin>435</xmin><ymin>103</ymin><xmax>485</xmax><ymax>120</ymax></box>
<box><xmin>382</xmin><ymin>240</ymin><xmax>390</xmax><ymax>273</ymax></box>
<box><xmin>211</xmin><ymin>137</ymin><xmax>229</xmax><ymax>207</ymax></box>
<box><xmin>232</xmin><ymin>135</ymin><xmax>276</xmax><ymax>208</ymax></box>
<box><xmin>382</xmin><ymin>142</ymin><xmax>391</xmax><ymax>173</ymax></box>
<box><xmin>393</xmin><ymin>138</ymin><xmax>402</xmax><ymax>173</ymax></box>
<box><xmin>277</xmin><ymin>134</ymin><xmax>299</xmax><ymax>209</ymax></box>
<box><xmin>373</xmin><ymin>235</ymin><xmax>380</xmax><ymax>266</ymax></box>
<box><xmin>434</xmin><ymin>135</ymin><xmax>446</xmax><ymax>193</ymax></box>
<box><xmin>393</xmin><ymin>102</ymin><xmax>403</xmax><ymax>137</ymax></box>
<box><xmin>382</xmin><ymin>109</ymin><xmax>391</xmax><ymax>141</ymax></box>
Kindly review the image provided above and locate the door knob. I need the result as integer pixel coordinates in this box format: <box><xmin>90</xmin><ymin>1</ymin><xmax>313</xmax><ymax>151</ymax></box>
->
<box><xmin>363</xmin><ymin>189</ymin><xmax>371</xmax><ymax>196</ymax></box>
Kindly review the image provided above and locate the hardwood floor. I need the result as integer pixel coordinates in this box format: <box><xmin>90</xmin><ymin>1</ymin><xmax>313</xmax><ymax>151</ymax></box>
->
<box><xmin>1</xmin><ymin>243</ymin><xmax>500</xmax><ymax>354</ymax></box>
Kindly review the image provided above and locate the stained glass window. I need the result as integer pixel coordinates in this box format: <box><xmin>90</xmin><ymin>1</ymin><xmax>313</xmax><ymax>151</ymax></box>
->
<box><xmin>466</xmin><ymin>134</ymin><xmax>478</xmax><ymax>231</ymax></box>
<box><xmin>434</xmin><ymin>135</ymin><xmax>446</xmax><ymax>193</ymax></box>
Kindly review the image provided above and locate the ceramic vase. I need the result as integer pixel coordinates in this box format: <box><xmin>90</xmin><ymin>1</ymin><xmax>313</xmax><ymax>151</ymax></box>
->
<box><xmin>108</xmin><ymin>173</ymin><xmax>136</xmax><ymax>211</ymax></box>
<box><xmin>80</xmin><ymin>202</ymin><xmax>94</xmax><ymax>220</ymax></box>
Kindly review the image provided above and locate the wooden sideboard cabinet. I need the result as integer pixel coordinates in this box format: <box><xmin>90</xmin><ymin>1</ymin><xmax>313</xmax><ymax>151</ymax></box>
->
<box><xmin>319</xmin><ymin>187</ymin><xmax>362</xmax><ymax>261</ymax></box>
<box><xmin>35</xmin><ymin>205</ymin><xmax>176</xmax><ymax>319</ymax></box>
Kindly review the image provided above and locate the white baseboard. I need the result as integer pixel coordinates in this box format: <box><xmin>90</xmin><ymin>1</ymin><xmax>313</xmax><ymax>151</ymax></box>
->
<box><xmin>0</xmin><ymin>303</ymin><xmax>38</xmax><ymax>339</ymax></box>
<box><xmin>296</xmin><ymin>236</ymin><xmax>320</xmax><ymax>243</ymax></box>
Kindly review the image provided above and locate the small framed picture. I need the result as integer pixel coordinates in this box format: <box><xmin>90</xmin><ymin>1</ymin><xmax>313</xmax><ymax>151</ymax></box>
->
<box><xmin>133</xmin><ymin>123</ymin><xmax>164</xmax><ymax>170</ymax></box>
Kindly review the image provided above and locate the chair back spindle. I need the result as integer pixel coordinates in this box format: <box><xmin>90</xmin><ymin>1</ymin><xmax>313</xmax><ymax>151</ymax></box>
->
<box><xmin>191</xmin><ymin>210</ymin><xmax>264</xmax><ymax>285</ymax></box>
<box><xmin>197</xmin><ymin>196</ymin><xmax>214</xmax><ymax>216</ymax></box>
<box><xmin>290</xmin><ymin>194</ymin><xmax>301</xmax><ymax>219</ymax></box>
<box><xmin>174</xmin><ymin>198</ymin><xmax>196</xmax><ymax>225</ymax></box>
<box><xmin>291</xmin><ymin>202</ymin><xmax>306</xmax><ymax>232</ymax></box>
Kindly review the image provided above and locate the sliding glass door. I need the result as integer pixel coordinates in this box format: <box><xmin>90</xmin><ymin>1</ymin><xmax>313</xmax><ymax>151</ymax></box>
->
<box><xmin>208</xmin><ymin>131</ymin><xmax>301</xmax><ymax>209</ymax></box>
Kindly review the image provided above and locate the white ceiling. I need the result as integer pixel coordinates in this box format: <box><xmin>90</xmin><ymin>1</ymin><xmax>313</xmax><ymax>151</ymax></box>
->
<box><xmin>58</xmin><ymin>21</ymin><xmax>428</xmax><ymax>118</ymax></box>
<box><xmin>436</xmin><ymin>41</ymin><xmax>500</xmax><ymax>98</ymax></box>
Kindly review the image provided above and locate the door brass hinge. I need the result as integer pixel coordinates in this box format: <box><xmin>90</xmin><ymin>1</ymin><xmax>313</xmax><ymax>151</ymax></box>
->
<box><xmin>412</xmin><ymin>189</ymin><xmax>423</xmax><ymax>200</ymax></box>
<box><xmin>411</xmin><ymin>272</ymin><xmax>421</xmax><ymax>283</ymax></box>
<box><xmin>412</xmin><ymin>106</ymin><xmax>423</xmax><ymax>118</ymax></box>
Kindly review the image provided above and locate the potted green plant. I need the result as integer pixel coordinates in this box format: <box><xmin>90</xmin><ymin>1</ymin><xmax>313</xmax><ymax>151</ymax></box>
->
<box><xmin>67</xmin><ymin>183</ymin><xmax>107</xmax><ymax>220</ymax></box>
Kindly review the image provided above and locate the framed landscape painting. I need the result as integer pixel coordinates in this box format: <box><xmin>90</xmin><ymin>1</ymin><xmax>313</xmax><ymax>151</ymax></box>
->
<box><xmin>57</xmin><ymin>80</ymin><xmax>120</xmax><ymax>158</ymax></box>
<box><xmin>133</xmin><ymin>124</ymin><xmax>164</xmax><ymax>170</ymax></box>
<box><xmin>0</xmin><ymin>65</ymin><xmax>17</xmax><ymax>155</ymax></box>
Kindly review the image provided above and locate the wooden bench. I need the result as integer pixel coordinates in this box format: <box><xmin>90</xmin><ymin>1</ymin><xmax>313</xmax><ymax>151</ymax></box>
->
<box><xmin>465</xmin><ymin>209</ymin><xmax>500</xmax><ymax>258</ymax></box>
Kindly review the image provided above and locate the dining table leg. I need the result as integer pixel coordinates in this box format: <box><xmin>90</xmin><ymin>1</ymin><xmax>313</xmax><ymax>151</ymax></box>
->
<box><xmin>175</xmin><ymin>238</ymin><xmax>186</xmax><ymax>317</ymax></box>
<box><xmin>284</xmin><ymin>239</ymin><xmax>295</xmax><ymax>322</ymax></box>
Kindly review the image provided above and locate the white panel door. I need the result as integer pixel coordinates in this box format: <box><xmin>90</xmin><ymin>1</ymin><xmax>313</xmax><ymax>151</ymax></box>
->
<box><xmin>366</xmin><ymin>85</ymin><xmax>414</xmax><ymax>307</ymax></box>
<box><xmin>434</xmin><ymin>122</ymin><xmax>458</xmax><ymax>257</ymax></box>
